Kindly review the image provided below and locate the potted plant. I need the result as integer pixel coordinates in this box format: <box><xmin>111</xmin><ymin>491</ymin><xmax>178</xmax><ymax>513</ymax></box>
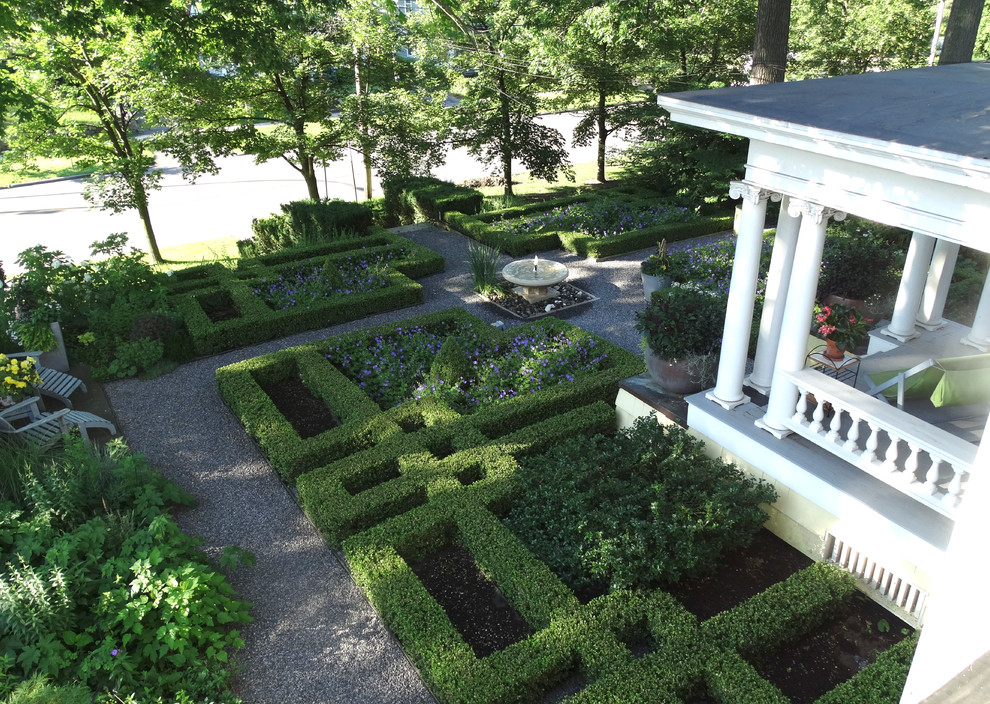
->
<box><xmin>635</xmin><ymin>284</ymin><xmax>727</xmax><ymax>394</ymax></box>
<box><xmin>812</xmin><ymin>302</ymin><xmax>873</xmax><ymax>360</ymax></box>
<box><xmin>640</xmin><ymin>239</ymin><xmax>673</xmax><ymax>301</ymax></box>
<box><xmin>0</xmin><ymin>353</ymin><xmax>42</xmax><ymax>407</ymax></box>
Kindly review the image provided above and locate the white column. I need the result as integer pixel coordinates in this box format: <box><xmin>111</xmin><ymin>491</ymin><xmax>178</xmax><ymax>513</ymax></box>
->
<box><xmin>883</xmin><ymin>232</ymin><xmax>936</xmax><ymax>342</ymax></box>
<box><xmin>758</xmin><ymin>199</ymin><xmax>845</xmax><ymax>438</ymax></box>
<box><xmin>707</xmin><ymin>181</ymin><xmax>780</xmax><ymax>410</ymax></box>
<box><xmin>899</xmin><ymin>414</ymin><xmax>990</xmax><ymax>703</ymax></box>
<box><xmin>961</xmin><ymin>269</ymin><xmax>990</xmax><ymax>352</ymax></box>
<box><xmin>746</xmin><ymin>195</ymin><xmax>800</xmax><ymax>394</ymax></box>
<box><xmin>916</xmin><ymin>240</ymin><xmax>959</xmax><ymax>330</ymax></box>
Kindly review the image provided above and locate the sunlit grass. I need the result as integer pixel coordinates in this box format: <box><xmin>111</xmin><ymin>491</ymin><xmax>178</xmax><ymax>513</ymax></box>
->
<box><xmin>152</xmin><ymin>237</ymin><xmax>241</xmax><ymax>271</ymax></box>
<box><xmin>476</xmin><ymin>160</ymin><xmax>634</xmax><ymax>201</ymax></box>
<box><xmin>0</xmin><ymin>157</ymin><xmax>95</xmax><ymax>187</ymax></box>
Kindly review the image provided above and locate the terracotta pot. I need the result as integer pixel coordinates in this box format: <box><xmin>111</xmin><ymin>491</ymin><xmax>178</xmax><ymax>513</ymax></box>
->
<box><xmin>644</xmin><ymin>348</ymin><xmax>711</xmax><ymax>395</ymax></box>
<box><xmin>641</xmin><ymin>272</ymin><xmax>673</xmax><ymax>302</ymax></box>
<box><xmin>823</xmin><ymin>338</ymin><xmax>845</xmax><ymax>362</ymax></box>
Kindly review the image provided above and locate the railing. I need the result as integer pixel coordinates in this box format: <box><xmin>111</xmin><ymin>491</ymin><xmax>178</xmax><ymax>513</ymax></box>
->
<box><xmin>780</xmin><ymin>368</ymin><xmax>978</xmax><ymax>518</ymax></box>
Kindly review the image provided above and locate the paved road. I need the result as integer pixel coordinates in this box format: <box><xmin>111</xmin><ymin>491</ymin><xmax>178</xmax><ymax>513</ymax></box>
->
<box><xmin>0</xmin><ymin>112</ymin><xmax>631</xmax><ymax>271</ymax></box>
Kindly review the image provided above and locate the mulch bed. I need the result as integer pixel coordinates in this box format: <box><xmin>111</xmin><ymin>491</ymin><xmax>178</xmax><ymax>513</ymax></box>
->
<box><xmin>199</xmin><ymin>292</ymin><xmax>242</xmax><ymax>323</ymax></box>
<box><xmin>481</xmin><ymin>281</ymin><xmax>596</xmax><ymax>320</ymax></box>
<box><xmin>408</xmin><ymin>544</ymin><xmax>534</xmax><ymax>658</ymax></box>
<box><xmin>259</xmin><ymin>374</ymin><xmax>341</xmax><ymax>439</ymax></box>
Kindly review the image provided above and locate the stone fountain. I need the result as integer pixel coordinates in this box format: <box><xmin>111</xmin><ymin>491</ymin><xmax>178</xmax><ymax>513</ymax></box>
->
<box><xmin>501</xmin><ymin>255</ymin><xmax>569</xmax><ymax>303</ymax></box>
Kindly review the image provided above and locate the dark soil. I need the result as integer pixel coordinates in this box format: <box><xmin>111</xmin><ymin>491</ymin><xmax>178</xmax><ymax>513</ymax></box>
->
<box><xmin>258</xmin><ymin>374</ymin><xmax>341</xmax><ymax>439</ymax></box>
<box><xmin>199</xmin><ymin>292</ymin><xmax>241</xmax><ymax>323</ymax></box>
<box><xmin>754</xmin><ymin>590</ymin><xmax>912</xmax><ymax>703</ymax></box>
<box><xmin>408</xmin><ymin>544</ymin><xmax>534</xmax><ymax>658</ymax></box>
<box><xmin>666</xmin><ymin>529</ymin><xmax>814</xmax><ymax>620</ymax></box>
<box><xmin>482</xmin><ymin>281</ymin><xmax>595</xmax><ymax>319</ymax></box>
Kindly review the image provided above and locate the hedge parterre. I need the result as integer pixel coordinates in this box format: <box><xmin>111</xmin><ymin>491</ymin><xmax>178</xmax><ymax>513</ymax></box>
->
<box><xmin>169</xmin><ymin>227</ymin><xmax>443</xmax><ymax>355</ymax></box>
<box><xmin>447</xmin><ymin>193</ymin><xmax>734</xmax><ymax>259</ymax></box>
<box><xmin>217</xmin><ymin>308</ymin><xmax>912</xmax><ymax>704</ymax></box>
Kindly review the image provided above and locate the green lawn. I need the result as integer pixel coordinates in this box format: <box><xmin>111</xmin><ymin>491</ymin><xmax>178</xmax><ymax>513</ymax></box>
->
<box><xmin>154</xmin><ymin>237</ymin><xmax>241</xmax><ymax>271</ymax></box>
<box><xmin>0</xmin><ymin>157</ymin><xmax>95</xmax><ymax>187</ymax></box>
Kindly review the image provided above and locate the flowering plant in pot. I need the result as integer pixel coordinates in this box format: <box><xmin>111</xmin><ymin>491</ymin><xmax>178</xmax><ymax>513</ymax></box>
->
<box><xmin>634</xmin><ymin>284</ymin><xmax>727</xmax><ymax>393</ymax></box>
<box><xmin>813</xmin><ymin>302</ymin><xmax>873</xmax><ymax>359</ymax></box>
<box><xmin>0</xmin><ymin>353</ymin><xmax>42</xmax><ymax>406</ymax></box>
<box><xmin>640</xmin><ymin>239</ymin><xmax>674</xmax><ymax>301</ymax></box>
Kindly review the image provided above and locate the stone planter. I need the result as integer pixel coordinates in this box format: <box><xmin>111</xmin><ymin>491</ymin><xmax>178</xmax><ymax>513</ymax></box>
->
<box><xmin>641</xmin><ymin>272</ymin><xmax>673</xmax><ymax>302</ymax></box>
<box><xmin>644</xmin><ymin>348</ymin><xmax>712</xmax><ymax>395</ymax></box>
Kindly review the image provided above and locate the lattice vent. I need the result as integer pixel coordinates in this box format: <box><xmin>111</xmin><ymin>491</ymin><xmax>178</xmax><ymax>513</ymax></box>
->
<box><xmin>823</xmin><ymin>532</ymin><xmax>928</xmax><ymax>623</ymax></box>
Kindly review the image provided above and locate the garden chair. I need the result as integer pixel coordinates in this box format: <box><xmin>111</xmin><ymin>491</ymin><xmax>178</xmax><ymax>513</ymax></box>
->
<box><xmin>868</xmin><ymin>354</ymin><xmax>990</xmax><ymax>409</ymax></box>
<box><xmin>0</xmin><ymin>396</ymin><xmax>116</xmax><ymax>447</ymax></box>
<box><xmin>8</xmin><ymin>351</ymin><xmax>87</xmax><ymax>409</ymax></box>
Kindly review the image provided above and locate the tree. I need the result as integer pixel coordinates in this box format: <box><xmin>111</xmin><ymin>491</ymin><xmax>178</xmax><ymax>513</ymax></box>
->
<box><xmin>788</xmin><ymin>0</ymin><xmax>934</xmax><ymax>78</ymax></box>
<box><xmin>421</xmin><ymin>0</ymin><xmax>572</xmax><ymax>197</ymax></box>
<box><xmin>534</xmin><ymin>0</ymin><xmax>657</xmax><ymax>183</ymax></box>
<box><xmin>939</xmin><ymin>0</ymin><xmax>987</xmax><ymax>64</ymax></box>
<box><xmin>193</xmin><ymin>0</ymin><xmax>352</xmax><ymax>201</ymax></box>
<box><xmin>2</xmin><ymin>0</ymin><xmax>210</xmax><ymax>263</ymax></box>
<box><xmin>340</xmin><ymin>0</ymin><xmax>450</xmax><ymax>195</ymax></box>
<box><xmin>750</xmin><ymin>0</ymin><xmax>791</xmax><ymax>84</ymax></box>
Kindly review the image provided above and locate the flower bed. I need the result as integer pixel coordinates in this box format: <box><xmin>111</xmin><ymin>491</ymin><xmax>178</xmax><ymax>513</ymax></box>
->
<box><xmin>447</xmin><ymin>194</ymin><xmax>734</xmax><ymax>259</ymax></box>
<box><xmin>169</xmin><ymin>227</ymin><xmax>443</xmax><ymax>355</ymax></box>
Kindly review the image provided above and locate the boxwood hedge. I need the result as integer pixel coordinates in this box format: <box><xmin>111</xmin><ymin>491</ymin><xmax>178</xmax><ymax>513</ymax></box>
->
<box><xmin>447</xmin><ymin>195</ymin><xmax>734</xmax><ymax>259</ymax></box>
<box><xmin>218</xmin><ymin>309</ymin><xmax>912</xmax><ymax>704</ymax></box>
<box><xmin>169</xmin><ymin>228</ymin><xmax>443</xmax><ymax>355</ymax></box>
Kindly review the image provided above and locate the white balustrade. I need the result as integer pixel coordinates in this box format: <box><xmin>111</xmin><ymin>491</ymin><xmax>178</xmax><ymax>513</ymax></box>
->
<box><xmin>782</xmin><ymin>368</ymin><xmax>977</xmax><ymax>517</ymax></box>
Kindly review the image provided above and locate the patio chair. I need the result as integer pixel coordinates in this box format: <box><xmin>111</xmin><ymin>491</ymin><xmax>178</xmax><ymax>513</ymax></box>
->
<box><xmin>0</xmin><ymin>396</ymin><xmax>116</xmax><ymax>447</ymax></box>
<box><xmin>0</xmin><ymin>397</ymin><xmax>71</xmax><ymax>450</ymax></box>
<box><xmin>7</xmin><ymin>351</ymin><xmax>87</xmax><ymax>409</ymax></box>
<box><xmin>867</xmin><ymin>354</ymin><xmax>990</xmax><ymax>409</ymax></box>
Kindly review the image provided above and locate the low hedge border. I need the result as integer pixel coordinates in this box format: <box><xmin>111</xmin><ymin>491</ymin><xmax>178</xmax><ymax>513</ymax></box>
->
<box><xmin>448</xmin><ymin>196</ymin><xmax>733</xmax><ymax>259</ymax></box>
<box><xmin>814</xmin><ymin>631</ymin><xmax>918</xmax><ymax>704</ymax></box>
<box><xmin>384</xmin><ymin>176</ymin><xmax>484</xmax><ymax>224</ymax></box>
<box><xmin>170</xmin><ymin>229</ymin><xmax>443</xmax><ymax>355</ymax></box>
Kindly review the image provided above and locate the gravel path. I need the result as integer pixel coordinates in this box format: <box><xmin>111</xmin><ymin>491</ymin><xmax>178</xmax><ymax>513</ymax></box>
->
<box><xmin>104</xmin><ymin>225</ymin><xmax>672</xmax><ymax>703</ymax></box>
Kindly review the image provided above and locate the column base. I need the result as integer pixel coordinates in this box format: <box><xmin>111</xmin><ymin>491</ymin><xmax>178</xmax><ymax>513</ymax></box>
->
<box><xmin>881</xmin><ymin>325</ymin><xmax>920</xmax><ymax>343</ymax></box>
<box><xmin>706</xmin><ymin>390</ymin><xmax>750</xmax><ymax>411</ymax></box>
<box><xmin>915</xmin><ymin>317</ymin><xmax>947</xmax><ymax>331</ymax></box>
<box><xmin>743</xmin><ymin>375</ymin><xmax>771</xmax><ymax>395</ymax></box>
<box><xmin>960</xmin><ymin>334</ymin><xmax>990</xmax><ymax>353</ymax></box>
<box><xmin>755</xmin><ymin>415</ymin><xmax>792</xmax><ymax>439</ymax></box>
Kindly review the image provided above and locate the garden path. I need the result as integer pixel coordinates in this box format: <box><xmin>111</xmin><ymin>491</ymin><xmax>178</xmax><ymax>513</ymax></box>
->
<box><xmin>103</xmin><ymin>225</ymin><xmax>701</xmax><ymax>703</ymax></box>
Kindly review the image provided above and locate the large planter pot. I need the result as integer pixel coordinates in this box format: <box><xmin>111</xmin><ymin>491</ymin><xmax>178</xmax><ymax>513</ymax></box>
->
<box><xmin>39</xmin><ymin>322</ymin><xmax>70</xmax><ymax>372</ymax></box>
<box><xmin>644</xmin><ymin>348</ymin><xmax>712</xmax><ymax>395</ymax></box>
<box><xmin>641</xmin><ymin>272</ymin><xmax>673</xmax><ymax>302</ymax></box>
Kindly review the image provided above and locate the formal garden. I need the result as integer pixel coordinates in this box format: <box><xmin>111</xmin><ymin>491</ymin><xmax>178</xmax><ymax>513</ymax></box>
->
<box><xmin>3</xmin><ymin>173</ymin><xmax>989</xmax><ymax>703</ymax></box>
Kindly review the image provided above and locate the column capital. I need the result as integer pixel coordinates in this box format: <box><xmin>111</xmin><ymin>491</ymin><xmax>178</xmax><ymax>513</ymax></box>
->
<box><xmin>785</xmin><ymin>198</ymin><xmax>847</xmax><ymax>225</ymax></box>
<box><xmin>728</xmin><ymin>181</ymin><xmax>782</xmax><ymax>206</ymax></box>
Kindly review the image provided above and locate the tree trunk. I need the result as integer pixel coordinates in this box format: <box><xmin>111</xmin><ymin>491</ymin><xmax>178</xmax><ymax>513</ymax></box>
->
<box><xmin>354</xmin><ymin>50</ymin><xmax>374</xmax><ymax>200</ymax></box>
<box><xmin>498</xmin><ymin>70</ymin><xmax>514</xmax><ymax>198</ymax></box>
<box><xmin>130</xmin><ymin>178</ymin><xmax>163</xmax><ymax>264</ymax></box>
<box><xmin>750</xmin><ymin>0</ymin><xmax>791</xmax><ymax>84</ymax></box>
<box><xmin>301</xmin><ymin>155</ymin><xmax>321</xmax><ymax>200</ymax></box>
<box><xmin>364</xmin><ymin>154</ymin><xmax>373</xmax><ymax>200</ymax></box>
<box><xmin>596</xmin><ymin>88</ymin><xmax>607</xmax><ymax>183</ymax></box>
<box><xmin>939</xmin><ymin>0</ymin><xmax>986</xmax><ymax>65</ymax></box>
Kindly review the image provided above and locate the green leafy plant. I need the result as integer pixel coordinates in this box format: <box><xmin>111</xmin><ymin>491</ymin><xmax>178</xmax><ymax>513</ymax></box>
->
<box><xmin>640</xmin><ymin>239</ymin><xmax>670</xmax><ymax>277</ymax></box>
<box><xmin>466</xmin><ymin>242</ymin><xmax>501</xmax><ymax>295</ymax></box>
<box><xmin>814</xmin><ymin>302</ymin><xmax>873</xmax><ymax>351</ymax></box>
<box><xmin>504</xmin><ymin>417</ymin><xmax>777</xmax><ymax>593</ymax></box>
<box><xmin>635</xmin><ymin>284</ymin><xmax>727</xmax><ymax>361</ymax></box>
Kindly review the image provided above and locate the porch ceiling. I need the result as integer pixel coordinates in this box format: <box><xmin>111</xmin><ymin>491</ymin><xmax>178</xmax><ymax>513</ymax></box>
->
<box><xmin>657</xmin><ymin>63</ymin><xmax>990</xmax><ymax>250</ymax></box>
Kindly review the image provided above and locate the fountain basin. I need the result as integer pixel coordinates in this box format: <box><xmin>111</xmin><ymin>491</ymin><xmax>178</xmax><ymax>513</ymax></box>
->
<box><xmin>501</xmin><ymin>258</ymin><xmax>569</xmax><ymax>303</ymax></box>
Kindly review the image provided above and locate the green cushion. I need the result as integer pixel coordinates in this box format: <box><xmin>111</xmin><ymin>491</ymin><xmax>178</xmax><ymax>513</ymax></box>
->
<box><xmin>869</xmin><ymin>367</ymin><xmax>944</xmax><ymax>400</ymax></box>
<box><xmin>929</xmin><ymin>354</ymin><xmax>990</xmax><ymax>408</ymax></box>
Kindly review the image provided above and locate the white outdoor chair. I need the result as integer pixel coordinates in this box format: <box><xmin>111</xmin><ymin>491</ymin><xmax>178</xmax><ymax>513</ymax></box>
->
<box><xmin>8</xmin><ymin>351</ymin><xmax>87</xmax><ymax>409</ymax></box>
<box><xmin>0</xmin><ymin>396</ymin><xmax>116</xmax><ymax>447</ymax></box>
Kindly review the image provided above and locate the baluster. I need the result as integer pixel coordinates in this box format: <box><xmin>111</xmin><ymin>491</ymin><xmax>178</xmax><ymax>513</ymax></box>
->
<box><xmin>943</xmin><ymin>466</ymin><xmax>967</xmax><ymax>509</ymax></box>
<box><xmin>924</xmin><ymin>455</ymin><xmax>944</xmax><ymax>495</ymax></box>
<box><xmin>810</xmin><ymin>393</ymin><xmax>826</xmax><ymax>433</ymax></box>
<box><xmin>883</xmin><ymin>435</ymin><xmax>901</xmax><ymax>475</ymax></box>
<box><xmin>826</xmin><ymin>404</ymin><xmax>844</xmax><ymax>443</ymax></box>
<box><xmin>863</xmin><ymin>422</ymin><xmax>880</xmax><ymax>464</ymax></box>
<box><xmin>843</xmin><ymin>414</ymin><xmax>861</xmax><ymax>453</ymax></box>
<box><xmin>903</xmin><ymin>443</ymin><xmax>921</xmax><ymax>486</ymax></box>
<box><xmin>793</xmin><ymin>386</ymin><xmax>809</xmax><ymax>424</ymax></box>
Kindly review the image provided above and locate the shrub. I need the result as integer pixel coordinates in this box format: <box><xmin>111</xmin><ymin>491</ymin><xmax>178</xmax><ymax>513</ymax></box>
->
<box><xmin>635</xmin><ymin>284</ymin><xmax>728</xmax><ymax>360</ymax></box>
<box><xmin>466</xmin><ymin>242</ymin><xmax>500</xmax><ymax>295</ymax></box>
<box><xmin>504</xmin><ymin>418</ymin><xmax>777</xmax><ymax>593</ymax></box>
<box><xmin>250</xmin><ymin>200</ymin><xmax>374</xmax><ymax>255</ymax></box>
<box><xmin>818</xmin><ymin>220</ymin><xmax>907</xmax><ymax>301</ymax></box>
<box><xmin>0</xmin><ymin>439</ymin><xmax>250</xmax><ymax>703</ymax></box>
<box><xmin>382</xmin><ymin>176</ymin><xmax>483</xmax><ymax>224</ymax></box>
<box><xmin>814</xmin><ymin>631</ymin><xmax>918</xmax><ymax>704</ymax></box>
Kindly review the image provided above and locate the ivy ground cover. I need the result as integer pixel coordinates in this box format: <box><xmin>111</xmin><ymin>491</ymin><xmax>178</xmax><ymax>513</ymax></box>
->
<box><xmin>447</xmin><ymin>192</ymin><xmax>734</xmax><ymax>259</ymax></box>
<box><xmin>217</xmin><ymin>308</ymin><xmax>914</xmax><ymax>703</ymax></box>
<box><xmin>168</xmin><ymin>227</ymin><xmax>443</xmax><ymax>355</ymax></box>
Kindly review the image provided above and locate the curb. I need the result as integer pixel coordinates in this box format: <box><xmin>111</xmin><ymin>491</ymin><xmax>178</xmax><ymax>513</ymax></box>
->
<box><xmin>3</xmin><ymin>174</ymin><xmax>86</xmax><ymax>189</ymax></box>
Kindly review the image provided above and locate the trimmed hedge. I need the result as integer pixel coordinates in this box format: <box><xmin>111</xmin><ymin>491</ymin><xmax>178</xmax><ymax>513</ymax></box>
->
<box><xmin>448</xmin><ymin>196</ymin><xmax>734</xmax><ymax>258</ymax></box>
<box><xmin>250</xmin><ymin>199</ymin><xmax>374</xmax><ymax>254</ymax></box>
<box><xmin>218</xmin><ymin>311</ymin><xmax>912</xmax><ymax>704</ymax></box>
<box><xmin>384</xmin><ymin>176</ymin><xmax>484</xmax><ymax>224</ymax></box>
<box><xmin>814</xmin><ymin>631</ymin><xmax>919</xmax><ymax>704</ymax></box>
<box><xmin>169</xmin><ymin>228</ymin><xmax>443</xmax><ymax>355</ymax></box>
